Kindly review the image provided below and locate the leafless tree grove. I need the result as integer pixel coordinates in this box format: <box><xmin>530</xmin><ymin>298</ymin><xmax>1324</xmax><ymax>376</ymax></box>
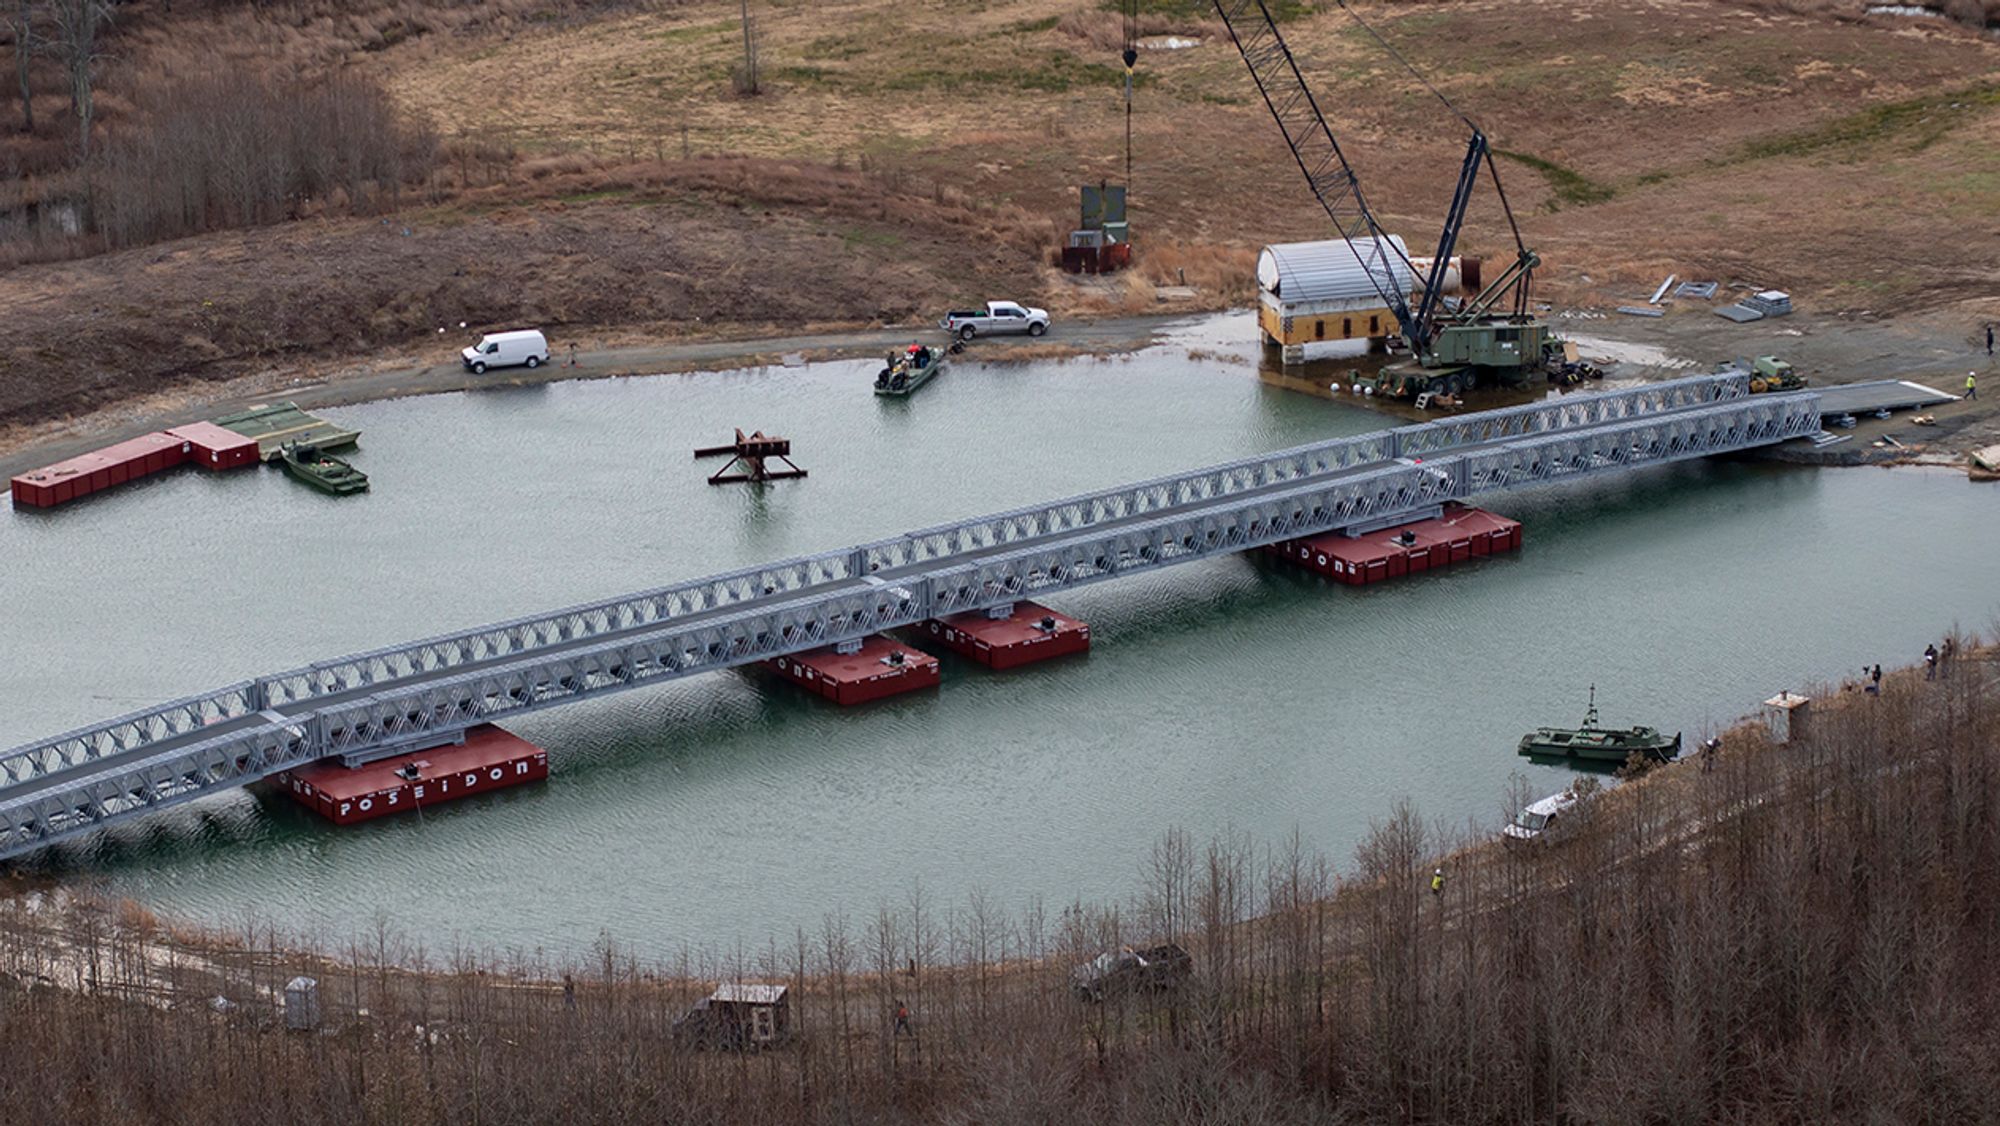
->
<box><xmin>91</xmin><ymin>68</ymin><xmax>436</xmax><ymax>247</ymax></box>
<box><xmin>0</xmin><ymin>650</ymin><xmax>1994</xmax><ymax>1124</ymax></box>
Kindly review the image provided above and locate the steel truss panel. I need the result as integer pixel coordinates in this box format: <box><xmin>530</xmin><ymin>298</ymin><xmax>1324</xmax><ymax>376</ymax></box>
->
<box><xmin>0</xmin><ymin>718</ymin><xmax>309</xmax><ymax>861</ymax></box>
<box><xmin>1395</xmin><ymin>371</ymin><xmax>1750</xmax><ymax>458</ymax></box>
<box><xmin>0</xmin><ymin>382</ymin><xmax>1807</xmax><ymax>860</ymax></box>
<box><xmin>0</xmin><ymin>683</ymin><xmax>264</xmax><ymax>788</ymax></box>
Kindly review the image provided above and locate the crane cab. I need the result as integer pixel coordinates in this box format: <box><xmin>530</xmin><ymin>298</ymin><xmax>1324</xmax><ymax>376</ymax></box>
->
<box><xmin>1425</xmin><ymin>319</ymin><xmax>1556</xmax><ymax>375</ymax></box>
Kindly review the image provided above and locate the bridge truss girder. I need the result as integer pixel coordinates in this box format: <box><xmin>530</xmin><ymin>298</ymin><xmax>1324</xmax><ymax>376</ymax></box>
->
<box><xmin>0</xmin><ymin>391</ymin><xmax>1821</xmax><ymax>862</ymax></box>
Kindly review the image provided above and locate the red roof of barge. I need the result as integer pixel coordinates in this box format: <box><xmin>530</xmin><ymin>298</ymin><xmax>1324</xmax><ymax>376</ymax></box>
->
<box><xmin>11</xmin><ymin>431</ymin><xmax>188</xmax><ymax>486</ymax></box>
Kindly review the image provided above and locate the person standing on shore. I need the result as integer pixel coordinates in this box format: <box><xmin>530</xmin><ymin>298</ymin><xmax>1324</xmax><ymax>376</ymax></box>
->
<box><xmin>1871</xmin><ymin>664</ymin><xmax>1883</xmax><ymax>693</ymax></box>
<box><xmin>1987</xmin><ymin>324</ymin><xmax>1994</xmax><ymax>357</ymax></box>
<box><xmin>1925</xmin><ymin>644</ymin><xmax>1939</xmax><ymax>680</ymax></box>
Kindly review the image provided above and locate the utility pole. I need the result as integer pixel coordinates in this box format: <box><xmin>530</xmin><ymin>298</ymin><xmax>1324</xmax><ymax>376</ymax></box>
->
<box><xmin>1121</xmin><ymin>0</ymin><xmax>1136</xmax><ymax>190</ymax></box>
<box><xmin>737</xmin><ymin>0</ymin><xmax>759</xmax><ymax>95</ymax></box>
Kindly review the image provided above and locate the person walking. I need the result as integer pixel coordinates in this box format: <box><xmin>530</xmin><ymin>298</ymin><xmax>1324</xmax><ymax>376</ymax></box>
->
<box><xmin>1987</xmin><ymin>324</ymin><xmax>1994</xmax><ymax>357</ymax></box>
<box><xmin>1968</xmin><ymin>371</ymin><xmax>1979</xmax><ymax>401</ymax></box>
<box><xmin>1925</xmin><ymin>643</ymin><xmax>1939</xmax><ymax>680</ymax></box>
<box><xmin>1430</xmin><ymin>867</ymin><xmax>1445</xmax><ymax>898</ymax></box>
<box><xmin>893</xmin><ymin>999</ymin><xmax>913</xmax><ymax>1038</ymax></box>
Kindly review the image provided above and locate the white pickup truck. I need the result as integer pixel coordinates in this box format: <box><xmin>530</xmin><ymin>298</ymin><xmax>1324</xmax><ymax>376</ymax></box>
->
<box><xmin>940</xmin><ymin>300</ymin><xmax>1051</xmax><ymax>340</ymax></box>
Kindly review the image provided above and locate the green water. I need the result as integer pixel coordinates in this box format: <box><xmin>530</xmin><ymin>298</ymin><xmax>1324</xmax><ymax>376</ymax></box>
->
<box><xmin>3</xmin><ymin>315</ymin><xmax>1995</xmax><ymax>957</ymax></box>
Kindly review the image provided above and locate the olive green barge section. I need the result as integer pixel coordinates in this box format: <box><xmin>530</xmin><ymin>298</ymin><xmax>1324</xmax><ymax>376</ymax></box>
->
<box><xmin>213</xmin><ymin>402</ymin><xmax>361</xmax><ymax>462</ymax></box>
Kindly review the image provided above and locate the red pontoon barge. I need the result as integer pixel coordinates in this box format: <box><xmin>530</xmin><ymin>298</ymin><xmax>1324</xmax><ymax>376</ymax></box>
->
<box><xmin>765</xmin><ymin>636</ymin><xmax>940</xmax><ymax>705</ymax></box>
<box><xmin>10</xmin><ymin>432</ymin><xmax>191</xmax><ymax>508</ymax></box>
<box><xmin>919</xmin><ymin>601</ymin><xmax>1091</xmax><ymax>669</ymax></box>
<box><xmin>1268</xmin><ymin>504</ymin><xmax>1521</xmax><ymax>586</ymax></box>
<box><xmin>277</xmin><ymin>725</ymin><xmax>548</xmax><ymax>826</ymax></box>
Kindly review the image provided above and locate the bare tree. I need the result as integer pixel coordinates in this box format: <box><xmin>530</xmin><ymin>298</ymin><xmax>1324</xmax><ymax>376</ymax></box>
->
<box><xmin>9</xmin><ymin>0</ymin><xmax>36</xmax><ymax>134</ymax></box>
<box><xmin>44</xmin><ymin>0</ymin><xmax>103</xmax><ymax>155</ymax></box>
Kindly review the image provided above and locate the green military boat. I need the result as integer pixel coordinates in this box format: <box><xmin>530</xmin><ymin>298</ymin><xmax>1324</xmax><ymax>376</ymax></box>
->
<box><xmin>1518</xmin><ymin>686</ymin><xmax>1680</xmax><ymax>765</ymax></box>
<box><xmin>279</xmin><ymin>442</ymin><xmax>369</xmax><ymax>495</ymax></box>
<box><xmin>874</xmin><ymin>344</ymin><xmax>945</xmax><ymax>396</ymax></box>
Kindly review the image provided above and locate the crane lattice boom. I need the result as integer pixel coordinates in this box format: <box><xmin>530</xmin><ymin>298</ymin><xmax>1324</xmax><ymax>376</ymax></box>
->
<box><xmin>1212</xmin><ymin>0</ymin><xmax>1421</xmax><ymax>353</ymax></box>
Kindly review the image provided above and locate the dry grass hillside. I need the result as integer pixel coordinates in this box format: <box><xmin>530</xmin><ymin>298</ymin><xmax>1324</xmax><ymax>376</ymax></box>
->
<box><xmin>1</xmin><ymin>0</ymin><xmax>1997</xmax><ymax>430</ymax></box>
<box><xmin>371</xmin><ymin>0</ymin><xmax>2000</xmax><ymax>303</ymax></box>
<box><xmin>0</xmin><ymin>157</ymin><xmax>1050</xmax><ymax>426</ymax></box>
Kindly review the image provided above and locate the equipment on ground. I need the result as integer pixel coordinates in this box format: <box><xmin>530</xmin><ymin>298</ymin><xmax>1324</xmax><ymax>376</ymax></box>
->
<box><xmin>1742</xmin><ymin>355</ymin><xmax>1806</xmax><ymax>394</ymax></box>
<box><xmin>1212</xmin><ymin>0</ymin><xmax>1589</xmax><ymax>398</ymax></box>
<box><xmin>1063</xmin><ymin>183</ymin><xmax>1132</xmax><ymax>275</ymax></box>
<box><xmin>694</xmin><ymin>429</ymin><xmax>808</xmax><ymax>485</ymax></box>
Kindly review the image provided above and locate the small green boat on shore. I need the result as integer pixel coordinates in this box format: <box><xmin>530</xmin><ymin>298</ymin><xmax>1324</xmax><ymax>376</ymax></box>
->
<box><xmin>874</xmin><ymin>345</ymin><xmax>945</xmax><ymax>396</ymax></box>
<box><xmin>1518</xmin><ymin>686</ymin><xmax>1679</xmax><ymax>765</ymax></box>
<box><xmin>280</xmin><ymin>442</ymin><xmax>369</xmax><ymax>495</ymax></box>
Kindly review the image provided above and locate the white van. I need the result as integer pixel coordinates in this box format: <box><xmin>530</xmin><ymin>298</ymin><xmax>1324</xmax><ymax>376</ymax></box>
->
<box><xmin>461</xmin><ymin>329</ymin><xmax>550</xmax><ymax>374</ymax></box>
<box><xmin>1502</xmin><ymin>790</ymin><xmax>1582</xmax><ymax>845</ymax></box>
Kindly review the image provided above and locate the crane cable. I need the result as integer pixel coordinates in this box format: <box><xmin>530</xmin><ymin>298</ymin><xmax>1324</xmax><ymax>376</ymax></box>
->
<box><xmin>1333</xmin><ymin>0</ymin><xmax>1473</xmax><ymax>130</ymax></box>
<box><xmin>1122</xmin><ymin>0</ymin><xmax>1138</xmax><ymax>191</ymax></box>
<box><xmin>1332</xmin><ymin>0</ymin><xmax>1528</xmax><ymax>258</ymax></box>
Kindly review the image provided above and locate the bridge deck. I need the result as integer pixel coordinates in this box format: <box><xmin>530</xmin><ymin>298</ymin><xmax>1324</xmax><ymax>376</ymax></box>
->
<box><xmin>1816</xmin><ymin>379</ymin><xmax>1957</xmax><ymax>417</ymax></box>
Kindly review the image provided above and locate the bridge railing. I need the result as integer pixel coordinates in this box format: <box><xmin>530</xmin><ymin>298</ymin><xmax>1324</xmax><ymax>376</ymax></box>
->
<box><xmin>0</xmin><ymin>373</ymin><xmax>1763</xmax><ymax>791</ymax></box>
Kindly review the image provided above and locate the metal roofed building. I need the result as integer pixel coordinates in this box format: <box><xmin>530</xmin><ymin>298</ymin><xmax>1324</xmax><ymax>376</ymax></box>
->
<box><xmin>1257</xmin><ymin>235</ymin><xmax>1416</xmax><ymax>364</ymax></box>
<box><xmin>711</xmin><ymin>982</ymin><xmax>788</xmax><ymax>1005</ymax></box>
<box><xmin>674</xmin><ymin>982</ymin><xmax>793</xmax><ymax>1050</ymax></box>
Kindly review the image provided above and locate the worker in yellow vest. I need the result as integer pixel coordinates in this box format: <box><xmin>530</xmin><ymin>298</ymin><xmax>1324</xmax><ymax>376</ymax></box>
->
<box><xmin>1967</xmin><ymin>371</ymin><xmax>1978</xmax><ymax>401</ymax></box>
<box><xmin>1431</xmin><ymin>867</ymin><xmax>1445</xmax><ymax>897</ymax></box>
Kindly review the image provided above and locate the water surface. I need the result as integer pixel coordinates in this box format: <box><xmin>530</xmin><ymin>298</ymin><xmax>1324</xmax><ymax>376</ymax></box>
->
<box><xmin>3</xmin><ymin>315</ymin><xmax>1995</xmax><ymax>957</ymax></box>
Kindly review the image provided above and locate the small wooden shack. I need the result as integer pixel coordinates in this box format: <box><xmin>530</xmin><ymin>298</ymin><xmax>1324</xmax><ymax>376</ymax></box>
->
<box><xmin>676</xmin><ymin>982</ymin><xmax>791</xmax><ymax>1049</ymax></box>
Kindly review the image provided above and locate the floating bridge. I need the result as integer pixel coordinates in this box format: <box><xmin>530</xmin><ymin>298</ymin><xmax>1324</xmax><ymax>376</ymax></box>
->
<box><xmin>0</xmin><ymin>375</ymin><xmax>1823</xmax><ymax>862</ymax></box>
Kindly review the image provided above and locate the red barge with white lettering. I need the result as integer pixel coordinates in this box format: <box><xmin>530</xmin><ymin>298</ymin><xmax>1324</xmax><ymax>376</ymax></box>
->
<box><xmin>918</xmin><ymin>601</ymin><xmax>1091</xmax><ymax>669</ymax></box>
<box><xmin>1267</xmin><ymin>503</ymin><xmax>1522</xmax><ymax>586</ymax></box>
<box><xmin>277</xmin><ymin>724</ymin><xmax>548</xmax><ymax>826</ymax></box>
<box><xmin>765</xmin><ymin>635</ymin><xmax>941</xmax><ymax>705</ymax></box>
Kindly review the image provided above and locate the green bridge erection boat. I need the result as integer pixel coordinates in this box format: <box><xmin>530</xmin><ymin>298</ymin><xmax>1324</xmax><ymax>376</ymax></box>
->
<box><xmin>1518</xmin><ymin>686</ymin><xmax>1680</xmax><ymax>765</ymax></box>
<box><xmin>279</xmin><ymin>442</ymin><xmax>369</xmax><ymax>496</ymax></box>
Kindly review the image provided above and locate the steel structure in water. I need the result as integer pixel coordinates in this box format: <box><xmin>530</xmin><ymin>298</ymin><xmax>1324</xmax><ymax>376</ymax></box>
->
<box><xmin>0</xmin><ymin>375</ymin><xmax>1823</xmax><ymax>863</ymax></box>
